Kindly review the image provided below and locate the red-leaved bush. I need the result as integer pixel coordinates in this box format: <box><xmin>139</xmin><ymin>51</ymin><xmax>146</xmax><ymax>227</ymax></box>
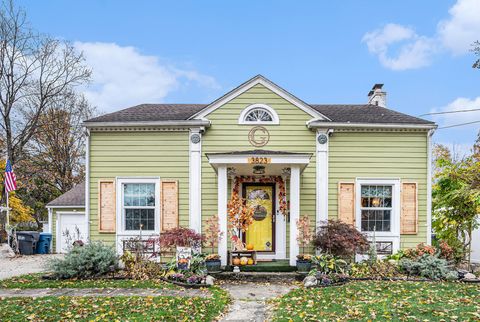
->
<box><xmin>313</xmin><ymin>220</ymin><xmax>369</xmax><ymax>257</ymax></box>
<box><xmin>157</xmin><ymin>227</ymin><xmax>204</xmax><ymax>251</ymax></box>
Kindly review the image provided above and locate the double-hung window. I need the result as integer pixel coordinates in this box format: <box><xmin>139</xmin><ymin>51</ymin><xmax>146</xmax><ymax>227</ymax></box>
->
<box><xmin>355</xmin><ymin>179</ymin><xmax>401</xmax><ymax>254</ymax></box>
<box><xmin>117</xmin><ymin>178</ymin><xmax>159</xmax><ymax>234</ymax></box>
<box><xmin>360</xmin><ymin>185</ymin><xmax>392</xmax><ymax>232</ymax></box>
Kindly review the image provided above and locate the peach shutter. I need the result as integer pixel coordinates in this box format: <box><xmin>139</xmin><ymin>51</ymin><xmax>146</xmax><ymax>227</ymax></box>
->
<box><xmin>338</xmin><ymin>182</ymin><xmax>355</xmax><ymax>225</ymax></box>
<box><xmin>98</xmin><ymin>180</ymin><xmax>115</xmax><ymax>233</ymax></box>
<box><xmin>401</xmin><ymin>182</ymin><xmax>418</xmax><ymax>234</ymax></box>
<box><xmin>161</xmin><ymin>180</ymin><xmax>179</xmax><ymax>232</ymax></box>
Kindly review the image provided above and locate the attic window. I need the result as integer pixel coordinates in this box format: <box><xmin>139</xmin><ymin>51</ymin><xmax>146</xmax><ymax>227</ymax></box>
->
<box><xmin>239</xmin><ymin>104</ymin><xmax>279</xmax><ymax>125</ymax></box>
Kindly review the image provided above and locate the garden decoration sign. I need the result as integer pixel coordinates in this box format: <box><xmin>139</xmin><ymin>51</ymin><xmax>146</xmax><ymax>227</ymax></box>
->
<box><xmin>176</xmin><ymin>246</ymin><xmax>192</xmax><ymax>270</ymax></box>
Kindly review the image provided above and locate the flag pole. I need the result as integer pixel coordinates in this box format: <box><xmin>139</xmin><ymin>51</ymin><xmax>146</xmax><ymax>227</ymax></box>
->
<box><xmin>5</xmin><ymin>185</ymin><xmax>9</xmax><ymax>227</ymax></box>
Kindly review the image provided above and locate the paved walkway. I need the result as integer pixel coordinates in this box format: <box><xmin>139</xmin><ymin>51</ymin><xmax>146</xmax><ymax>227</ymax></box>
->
<box><xmin>0</xmin><ymin>287</ymin><xmax>211</xmax><ymax>298</ymax></box>
<box><xmin>219</xmin><ymin>282</ymin><xmax>297</xmax><ymax>322</ymax></box>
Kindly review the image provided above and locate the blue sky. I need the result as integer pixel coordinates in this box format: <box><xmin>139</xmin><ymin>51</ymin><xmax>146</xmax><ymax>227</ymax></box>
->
<box><xmin>19</xmin><ymin>0</ymin><xmax>480</xmax><ymax>151</ymax></box>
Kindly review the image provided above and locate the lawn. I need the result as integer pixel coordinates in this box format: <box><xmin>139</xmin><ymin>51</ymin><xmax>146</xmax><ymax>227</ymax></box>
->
<box><xmin>0</xmin><ymin>287</ymin><xmax>229</xmax><ymax>322</ymax></box>
<box><xmin>0</xmin><ymin>273</ymin><xmax>176</xmax><ymax>289</ymax></box>
<box><xmin>270</xmin><ymin>281</ymin><xmax>480</xmax><ymax>321</ymax></box>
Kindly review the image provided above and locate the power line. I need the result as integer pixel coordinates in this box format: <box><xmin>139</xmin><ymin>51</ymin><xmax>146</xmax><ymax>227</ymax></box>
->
<box><xmin>419</xmin><ymin>108</ymin><xmax>480</xmax><ymax>117</ymax></box>
<box><xmin>437</xmin><ymin>120</ymin><xmax>480</xmax><ymax>129</ymax></box>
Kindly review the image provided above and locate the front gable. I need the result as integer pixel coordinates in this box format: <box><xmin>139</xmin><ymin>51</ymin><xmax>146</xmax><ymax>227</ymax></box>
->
<box><xmin>190</xmin><ymin>75</ymin><xmax>330</xmax><ymax>121</ymax></box>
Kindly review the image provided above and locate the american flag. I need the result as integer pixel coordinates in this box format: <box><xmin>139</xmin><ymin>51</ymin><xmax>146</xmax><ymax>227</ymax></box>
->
<box><xmin>4</xmin><ymin>160</ymin><xmax>17</xmax><ymax>192</ymax></box>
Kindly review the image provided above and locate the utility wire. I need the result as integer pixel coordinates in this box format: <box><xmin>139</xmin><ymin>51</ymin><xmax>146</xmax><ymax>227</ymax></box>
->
<box><xmin>437</xmin><ymin>120</ymin><xmax>480</xmax><ymax>129</ymax></box>
<box><xmin>419</xmin><ymin>108</ymin><xmax>480</xmax><ymax>117</ymax></box>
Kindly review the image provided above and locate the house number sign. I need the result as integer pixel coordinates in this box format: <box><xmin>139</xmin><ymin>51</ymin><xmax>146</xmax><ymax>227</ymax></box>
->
<box><xmin>248</xmin><ymin>126</ymin><xmax>270</xmax><ymax>147</ymax></box>
<box><xmin>248</xmin><ymin>157</ymin><xmax>271</xmax><ymax>164</ymax></box>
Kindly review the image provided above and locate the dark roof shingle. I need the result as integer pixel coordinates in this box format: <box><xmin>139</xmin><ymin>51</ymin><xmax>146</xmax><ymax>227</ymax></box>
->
<box><xmin>47</xmin><ymin>182</ymin><xmax>85</xmax><ymax>207</ymax></box>
<box><xmin>84</xmin><ymin>103</ymin><xmax>433</xmax><ymax>125</ymax></box>
<box><xmin>85</xmin><ymin>104</ymin><xmax>206</xmax><ymax>123</ymax></box>
<box><xmin>311</xmin><ymin>104</ymin><xmax>434</xmax><ymax>124</ymax></box>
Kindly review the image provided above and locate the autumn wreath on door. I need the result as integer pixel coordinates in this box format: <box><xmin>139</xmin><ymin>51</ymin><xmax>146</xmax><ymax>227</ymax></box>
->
<box><xmin>232</xmin><ymin>176</ymin><xmax>288</xmax><ymax>216</ymax></box>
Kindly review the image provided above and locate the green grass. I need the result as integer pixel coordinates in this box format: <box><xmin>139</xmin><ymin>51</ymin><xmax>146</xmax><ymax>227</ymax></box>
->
<box><xmin>0</xmin><ymin>273</ymin><xmax>177</xmax><ymax>289</ymax></box>
<box><xmin>0</xmin><ymin>287</ymin><xmax>230</xmax><ymax>322</ymax></box>
<box><xmin>270</xmin><ymin>281</ymin><xmax>480</xmax><ymax>321</ymax></box>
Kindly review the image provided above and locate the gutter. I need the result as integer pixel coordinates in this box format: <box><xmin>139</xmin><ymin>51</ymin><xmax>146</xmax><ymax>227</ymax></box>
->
<box><xmin>83</xmin><ymin>120</ymin><xmax>211</xmax><ymax>128</ymax></box>
<box><xmin>307</xmin><ymin>121</ymin><xmax>437</xmax><ymax>130</ymax></box>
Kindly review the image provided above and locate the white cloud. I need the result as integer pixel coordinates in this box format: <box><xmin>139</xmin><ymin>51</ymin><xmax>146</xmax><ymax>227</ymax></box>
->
<box><xmin>431</xmin><ymin>96</ymin><xmax>480</xmax><ymax>128</ymax></box>
<box><xmin>363</xmin><ymin>0</ymin><xmax>480</xmax><ymax>70</ymax></box>
<box><xmin>74</xmin><ymin>42</ymin><xmax>219</xmax><ymax>112</ymax></box>
<box><xmin>438</xmin><ymin>0</ymin><xmax>480</xmax><ymax>55</ymax></box>
<box><xmin>362</xmin><ymin>24</ymin><xmax>436</xmax><ymax>70</ymax></box>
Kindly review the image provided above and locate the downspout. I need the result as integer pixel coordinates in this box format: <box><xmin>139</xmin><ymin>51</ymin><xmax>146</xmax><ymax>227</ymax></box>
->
<box><xmin>85</xmin><ymin>128</ymin><xmax>90</xmax><ymax>242</ymax></box>
<box><xmin>426</xmin><ymin>129</ymin><xmax>435</xmax><ymax>245</ymax></box>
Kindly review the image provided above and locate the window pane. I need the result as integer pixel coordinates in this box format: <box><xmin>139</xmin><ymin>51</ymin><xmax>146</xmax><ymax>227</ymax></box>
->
<box><xmin>124</xmin><ymin>183</ymin><xmax>155</xmax><ymax>207</ymax></box>
<box><xmin>125</xmin><ymin>208</ymin><xmax>155</xmax><ymax>231</ymax></box>
<box><xmin>361</xmin><ymin>209</ymin><xmax>391</xmax><ymax>232</ymax></box>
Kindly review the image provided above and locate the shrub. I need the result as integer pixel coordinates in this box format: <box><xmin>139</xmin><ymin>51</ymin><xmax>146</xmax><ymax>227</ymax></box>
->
<box><xmin>157</xmin><ymin>227</ymin><xmax>203</xmax><ymax>252</ymax></box>
<box><xmin>313</xmin><ymin>220</ymin><xmax>369</xmax><ymax>258</ymax></box>
<box><xmin>49</xmin><ymin>242</ymin><xmax>118</xmax><ymax>279</ymax></box>
<box><xmin>349</xmin><ymin>260</ymin><xmax>401</xmax><ymax>279</ymax></box>
<box><xmin>399</xmin><ymin>254</ymin><xmax>458</xmax><ymax>280</ymax></box>
<box><xmin>311</xmin><ymin>254</ymin><xmax>348</xmax><ymax>274</ymax></box>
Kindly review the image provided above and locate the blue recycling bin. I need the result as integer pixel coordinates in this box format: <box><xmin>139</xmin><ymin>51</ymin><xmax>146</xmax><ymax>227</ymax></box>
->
<box><xmin>36</xmin><ymin>233</ymin><xmax>52</xmax><ymax>254</ymax></box>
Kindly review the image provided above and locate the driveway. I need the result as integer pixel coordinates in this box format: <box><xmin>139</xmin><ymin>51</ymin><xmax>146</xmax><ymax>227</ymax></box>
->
<box><xmin>0</xmin><ymin>254</ymin><xmax>63</xmax><ymax>280</ymax></box>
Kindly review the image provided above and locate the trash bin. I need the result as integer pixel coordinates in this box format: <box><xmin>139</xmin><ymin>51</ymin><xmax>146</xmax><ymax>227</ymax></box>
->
<box><xmin>16</xmin><ymin>231</ymin><xmax>40</xmax><ymax>255</ymax></box>
<box><xmin>36</xmin><ymin>233</ymin><xmax>52</xmax><ymax>254</ymax></box>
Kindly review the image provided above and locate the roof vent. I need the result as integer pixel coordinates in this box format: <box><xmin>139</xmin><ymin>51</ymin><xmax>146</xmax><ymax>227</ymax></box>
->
<box><xmin>367</xmin><ymin>83</ymin><xmax>386</xmax><ymax>107</ymax></box>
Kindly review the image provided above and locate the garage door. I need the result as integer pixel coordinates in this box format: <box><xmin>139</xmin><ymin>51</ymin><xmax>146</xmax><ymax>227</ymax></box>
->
<box><xmin>58</xmin><ymin>213</ymin><xmax>87</xmax><ymax>253</ymax></box>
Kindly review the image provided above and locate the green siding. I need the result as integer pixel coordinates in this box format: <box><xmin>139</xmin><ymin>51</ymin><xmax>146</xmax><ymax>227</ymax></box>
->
<box><xmin>88</xmin><ymin>131</ymin><xmax>190</xmax><ymax>244</ymax></box>
<box><xmin>201</xmin><ymin>84</ymin><xmax>317</xmax><ymax>257</ymax></box>
<box><xmin>328</xmin><ymin>130</ymin><xmax>429</xmax><ymax>249</ymax></box>
<box><xmin>50</xmin><ymin>207</ymin><xmax>85</xmax><ymax>253</ymax></box>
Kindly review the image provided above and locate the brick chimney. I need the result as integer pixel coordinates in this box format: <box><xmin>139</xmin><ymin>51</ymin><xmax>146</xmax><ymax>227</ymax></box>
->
<box><xmin>367</xmin><ymin>83</ymin><xmax>386</xmax><ymax>107</ymax></box>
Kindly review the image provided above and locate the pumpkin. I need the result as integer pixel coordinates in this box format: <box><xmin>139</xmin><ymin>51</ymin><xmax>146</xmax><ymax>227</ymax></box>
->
<box><xmin>232</xmin><ymin>257</ymin><xmax>241</xmax><ymax>266</ymax></box>
<box><xmin>247</xmin><ymin>258</ymin><xmax>254</xmax><ymax>265</ymax></box>
<box><xmin>240</xmin><ymin>257</ymin><xmax>249</xmax><ymax>266</ymax></box>
<box><xmin>246</xmin><ymin>244</ymin><xmax>254</xmax><ymax>251</ymax></box>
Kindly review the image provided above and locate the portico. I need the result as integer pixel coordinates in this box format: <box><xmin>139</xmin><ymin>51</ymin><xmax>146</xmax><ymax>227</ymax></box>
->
<box><xmin>206</xmin><ymin>150</ymin><xmax>312</xmax><ymax>266</ymax></box>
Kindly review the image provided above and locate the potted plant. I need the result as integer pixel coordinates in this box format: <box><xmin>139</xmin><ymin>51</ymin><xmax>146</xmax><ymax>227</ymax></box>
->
<box><xmin>203</xmin><ymin>215</ymin><xmax>224</xmax><ymax>273</ymax></box>
<box><xmin>227</xmin><ymin>192</ymin><xmax>254</xmax><ymax>271</ymax></box>
<box><xmin>296</xmin><ymin>215</ymin><xmax>314</xmax><ymax>273</ymax></box>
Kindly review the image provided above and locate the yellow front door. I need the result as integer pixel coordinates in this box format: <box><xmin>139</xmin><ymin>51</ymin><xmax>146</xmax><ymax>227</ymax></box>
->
<box><xmin>244</xmin><ymin>184</ymin><xmax>275</xmax><ymax>252</ymax></box>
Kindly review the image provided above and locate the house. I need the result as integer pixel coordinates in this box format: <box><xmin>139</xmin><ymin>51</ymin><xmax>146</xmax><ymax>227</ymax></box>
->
<box><xmin>46</xmin><ymin>75</ymin><xmax>436</xmax><ymax>265</ymax></box>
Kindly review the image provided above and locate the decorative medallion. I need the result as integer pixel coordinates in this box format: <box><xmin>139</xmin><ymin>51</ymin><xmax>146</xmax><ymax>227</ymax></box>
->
<box><xmin>252</xmin><ymin>205</ymin><xmax>268</xmax><ymax>221</ymax></box>
<box><xmin>317</xmin><ymin>133</ymin><xmax>328</xmax><ymax>144</ymax></box>
<box><xmin>248</xmin><ymin>126</ymin><xmax>270</xmax><ymax>147</ymax></box>
<box><xmin>190</xmin><ymin>133</ymin><xmax>201</xmax><ymax>144</ymax></box>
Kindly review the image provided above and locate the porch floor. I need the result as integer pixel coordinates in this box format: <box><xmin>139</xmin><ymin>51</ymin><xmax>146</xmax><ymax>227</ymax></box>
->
<box><xmin>225</xmin><ymin>260</ymin><xmax>295</xmax><ymax>272</ymax></box>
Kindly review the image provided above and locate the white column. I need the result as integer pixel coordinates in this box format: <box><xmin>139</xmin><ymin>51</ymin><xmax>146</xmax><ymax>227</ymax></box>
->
<box><xmin>189</xmin><ymin>129</ymin><xmax>202</xmax><ymax>233</ymax></box>
<box><xmin>426</xmin><ymin>129</ymin><xmax>434</xmax><ymax>245</ymax></box>
<box><xmin>217</xmin><ymin>165</ymin><xmax>228</xmax><ymax>266</ymax></box>
<box><xmin>289</xmin><ymin>165</ymin><xmax>300</xmax><ymax>266</ymax></box>
<box><xmin>85</xmin><ymin>128</ymin><xmax>90</xmax><ymax>241</ymax></box>
<box><xmin>316</xmin><ymin>130</ymin><xmax>329</xmax><ymax>226</ymax></box>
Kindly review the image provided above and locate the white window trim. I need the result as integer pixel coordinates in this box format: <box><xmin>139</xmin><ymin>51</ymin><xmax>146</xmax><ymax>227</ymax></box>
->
<box><xmin>116</xmin><ymin>178</ymin><xmax>161</xmax><ymax>236</ymax></box>
<box><xmin>238</xmin><ymin>104</ymin><xmax>280</xmax><ymax>125</ymax></box>
<box><xmin>355</xmin><ymin>179</ymin><xmax>401</xmax><ymax>239</ymax></box>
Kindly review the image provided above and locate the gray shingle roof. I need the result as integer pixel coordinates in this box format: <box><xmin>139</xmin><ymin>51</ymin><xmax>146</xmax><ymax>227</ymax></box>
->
<box><xmin>310</xmin><ymin>104</ymin><xmax>434</xmax><ymax>124</ymax></box>
<box><xmin>47</xmin><ymin>182</ymin><xmax>85</xmax><ymax>207</ymax></box>
<box><xmin>84</xmin><ymin>103</ymin><xmax>433</xmax><ymax>125</ymax></box>
<box><xmin>85</xmin><ymin>104</ymin><xmax>207</xmax><ymax>123</ymax></box>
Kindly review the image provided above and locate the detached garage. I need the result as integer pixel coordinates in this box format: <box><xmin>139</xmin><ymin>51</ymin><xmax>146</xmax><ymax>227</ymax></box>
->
<box><xmin>46</xmin><ymin>183</ymin><xmax>86</xmax><ymax>253</ymax></box>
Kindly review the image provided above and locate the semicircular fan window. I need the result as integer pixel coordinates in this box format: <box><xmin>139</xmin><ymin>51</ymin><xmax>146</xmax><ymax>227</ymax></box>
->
<box><xmin>245</xmin><ymin>108</ymin><xmax>273</xmax><ymax>122</ymax></box>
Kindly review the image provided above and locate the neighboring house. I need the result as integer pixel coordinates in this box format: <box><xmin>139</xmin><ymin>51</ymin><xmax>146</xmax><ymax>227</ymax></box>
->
<box><xmin>46</xmin><ymin>75</ymin><xmax>436</xmax><ymax>265</ymax></box>
<box><xmin>46</xmin><ymin>182</ymin><xmax>85</xmax><ymax>253</ymax></box>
